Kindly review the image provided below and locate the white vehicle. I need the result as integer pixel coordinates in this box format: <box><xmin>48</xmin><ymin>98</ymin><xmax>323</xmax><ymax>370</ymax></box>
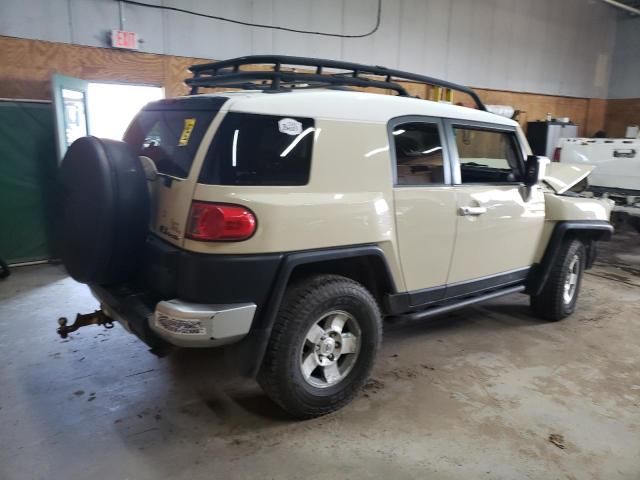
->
<box><xmin>555</xmin><ymin>138</ymin><xmax>640</xmax><ymax>195</ymax></box>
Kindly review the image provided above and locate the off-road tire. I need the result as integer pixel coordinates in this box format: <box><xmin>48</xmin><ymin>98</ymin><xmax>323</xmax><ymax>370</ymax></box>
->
<box><xmin>258</xmin><ymin>274</ymin><xmax>382</xmax><ymax>419</ymax></box>
<box><xmin>530</xmin><ymin>238</ymin><xmax>586</xmax><ymax>321</ymax></box>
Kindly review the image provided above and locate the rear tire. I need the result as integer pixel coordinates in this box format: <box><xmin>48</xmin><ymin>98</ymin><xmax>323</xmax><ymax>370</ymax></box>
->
<box><xmin>258</xmin><ymin>274</ymin><xmax>382</xmax><ymax>419</ymax></box>
<box><xmin>530</xmin><ymin>238</ymin><xmax>586</xmax><ymax>321</ymax></box>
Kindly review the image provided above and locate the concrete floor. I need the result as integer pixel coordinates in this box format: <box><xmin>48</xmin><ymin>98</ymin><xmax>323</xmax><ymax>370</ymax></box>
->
<box><xmin>1</xmin><ymin>229</ymin><xmax>639</xmax><ymax>480</ymax></box>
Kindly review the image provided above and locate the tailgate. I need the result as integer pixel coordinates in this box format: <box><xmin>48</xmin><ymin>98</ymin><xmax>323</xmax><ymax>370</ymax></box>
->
<box><xmin>123</xmin><ymin>97</ymin><xmax>227</xmax><ymax>247</ymax></box>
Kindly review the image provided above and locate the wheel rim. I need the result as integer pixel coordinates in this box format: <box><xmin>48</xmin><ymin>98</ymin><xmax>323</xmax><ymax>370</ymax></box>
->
<box><xmin>563</xmin><ymin>254</ymin><xmax>580</xmax><ymax>304</ymax></box>
<box><xmin>299</xmin><ymin>310</ymin><xmax>362</xmax><ymax>389</ymax></box>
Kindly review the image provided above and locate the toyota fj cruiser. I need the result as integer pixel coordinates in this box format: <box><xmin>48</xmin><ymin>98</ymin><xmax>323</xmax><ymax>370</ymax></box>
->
<box><xmin>58</xmin><ymin>56</ymin><xmax>613</xmax><ymax>418</ymax></box>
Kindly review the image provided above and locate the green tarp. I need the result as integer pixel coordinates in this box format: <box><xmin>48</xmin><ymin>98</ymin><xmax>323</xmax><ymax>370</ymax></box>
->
<box><xmin>0</xmin><ymin>101</ymin><xmax>58</xmax><ymax>264</ymax></box>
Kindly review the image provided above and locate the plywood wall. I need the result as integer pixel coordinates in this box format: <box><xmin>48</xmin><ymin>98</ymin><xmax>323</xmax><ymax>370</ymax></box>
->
<box><xmin>0</xmin><ymin>0</ymin><xmax>618</xmax><ymax>98</ymax></box>
<box><xmin>584</xmin><ymin>99</ymin><xmax>608</xmax><ymax>138</ymax></box>
<box><xmin>0</xmin><ymin>36</ymin><xmax>205</xmax><ymax>100</ymax></box>
<box><xmin>605</xmin><ymin>99</ymin><xmax>640</xmax><ymax>138</ymax></box>
<box><xmin>0</xmin><ymin>36</ymin><xmax>627</xmax><ymax>139</ymax></box>
<box><xmin>472</xmin><ymin>89</ymin><xmax>595</xmax><ymax>137</ymax></box>
<box><xmin>384</xmin><ymin>84</ymin><xmax>604</xmax><ymax>137</ymax></box>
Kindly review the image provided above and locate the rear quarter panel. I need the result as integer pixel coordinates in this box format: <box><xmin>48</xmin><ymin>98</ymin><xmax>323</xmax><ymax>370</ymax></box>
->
<box><xmin>185</xmin><ymin>118</ymin><xmax>406</xmax><ymax>291</ymax></box>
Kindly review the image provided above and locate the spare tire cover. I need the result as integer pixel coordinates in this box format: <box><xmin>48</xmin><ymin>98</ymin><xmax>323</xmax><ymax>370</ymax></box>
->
<box><xmin>60</xmin><ymin>136</ymin><xmax>149</xmax><ymax>285</ymax></box>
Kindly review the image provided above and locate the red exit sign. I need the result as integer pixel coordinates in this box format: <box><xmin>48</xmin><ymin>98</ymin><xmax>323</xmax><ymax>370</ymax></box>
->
<box><xmin>111</xmin><ymin>30</ymin><xmax>139</xmax><ymax>50</ymax></box>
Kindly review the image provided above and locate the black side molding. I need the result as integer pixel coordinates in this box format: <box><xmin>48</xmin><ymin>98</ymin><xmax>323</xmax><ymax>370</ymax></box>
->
<box><xmin>385</xmin><ymin>284</ymin><xmax>445</xmax><ymax>315</ymax></box>
<box><xmin>527</xmin><ymin>220</ymin><xmax>613</xmax><ymax>296</ymax></box>
<box><xmin>385</xmin><ymin>267</ymin><xmax>530</xmax><ymax>316</ymax></box>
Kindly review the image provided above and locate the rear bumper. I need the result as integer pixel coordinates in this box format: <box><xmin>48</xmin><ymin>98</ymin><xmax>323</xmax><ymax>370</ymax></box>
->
<box><xmin>139</xmin><ymin>234</ymin><xmax>282</xmax><ymax>307</ymax></box>
<box><xmin>151</xmin><ymin>300</ymin><xmax>255</xmax><ymax>347</ymax></box>
<box><xmin>90</xmin><ymin>285</ymin><xmax>256</xmax><ymax>349</ymax></box>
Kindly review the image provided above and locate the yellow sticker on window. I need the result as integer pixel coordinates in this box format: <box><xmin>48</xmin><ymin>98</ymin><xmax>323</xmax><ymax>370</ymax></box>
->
<box><xmin>178</xmin><ymin>118</ymin><xmax>196</xmax><ymax>146</ymax></box>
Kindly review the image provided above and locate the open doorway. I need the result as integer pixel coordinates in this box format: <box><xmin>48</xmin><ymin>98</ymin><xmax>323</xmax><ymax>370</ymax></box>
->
<box><xmin>87</xmin><ymin>83</ymin><xmax>163</xmax><ymax>140</ymax></box>
<box><xmin>52</xmin><ymin>74</ymin><xmax>164</xmax><ymax>161</ymax></box>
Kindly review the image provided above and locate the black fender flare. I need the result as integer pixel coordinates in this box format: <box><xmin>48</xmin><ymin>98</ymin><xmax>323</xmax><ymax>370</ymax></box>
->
<box><xmin>236</xmin><ymin>245</ymin><xmax>396</xmax><ymax>377</ymax></box>
<box><xmin>526</xmin><ymin>220</ymin><xmax>613</xmax><ymax>296</ymax></box>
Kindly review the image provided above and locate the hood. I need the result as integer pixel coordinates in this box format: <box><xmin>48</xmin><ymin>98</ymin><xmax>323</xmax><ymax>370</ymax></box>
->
<box><xmin>543</xmin><ymin>162</ymin><xmax>594</xmax><ymax>194</ymax></box>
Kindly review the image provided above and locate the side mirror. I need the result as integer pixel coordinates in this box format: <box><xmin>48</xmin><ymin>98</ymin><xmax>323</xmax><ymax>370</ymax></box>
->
<box><xmin>524</xmin><ymin>155</ymin><xmax>548</xmax><ymax>187</ymax></box>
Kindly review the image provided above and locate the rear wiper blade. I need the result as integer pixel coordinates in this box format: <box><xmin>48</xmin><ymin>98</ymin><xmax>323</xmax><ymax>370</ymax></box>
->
<box><xmin>462</xmin><ymin>162</ymin><xmax>489</xmax><ymax>167</ymax></box>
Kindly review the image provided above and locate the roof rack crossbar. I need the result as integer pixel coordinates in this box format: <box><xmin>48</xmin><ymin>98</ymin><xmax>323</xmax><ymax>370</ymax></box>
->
<box><xmin>187</xmin><ymin>55</ymin><xmax>486</xmax><ymax>110</ymax></box>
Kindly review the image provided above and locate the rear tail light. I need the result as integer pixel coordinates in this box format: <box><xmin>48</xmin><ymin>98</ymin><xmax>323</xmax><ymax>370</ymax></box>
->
<box><xmin>552</xmin><ymin>147</ymin><xmax>562</xmax><ymax>162</ymax></box>
<box><xmin>186</xmin><ymin>202</ymin><xmax>256</xmax><ymax>241</ymax></box>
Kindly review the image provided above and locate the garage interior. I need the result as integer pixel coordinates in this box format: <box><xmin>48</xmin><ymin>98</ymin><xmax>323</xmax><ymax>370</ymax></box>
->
<box><xmin>1</xmin><ymin>1</ymin><xmax>639</xmax><ymax>479</ymax></box>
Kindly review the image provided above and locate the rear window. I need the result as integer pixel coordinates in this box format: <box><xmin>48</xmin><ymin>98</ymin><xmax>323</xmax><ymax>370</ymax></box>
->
<box><xmin>124</xmin><ymin>110</ymin><xmax>216</xmax><ymax>178</ymax></box>
<box><xmin>199</xmin><ymin>113</ymin><xmax>315</xmax><ymax>186</ymax></box>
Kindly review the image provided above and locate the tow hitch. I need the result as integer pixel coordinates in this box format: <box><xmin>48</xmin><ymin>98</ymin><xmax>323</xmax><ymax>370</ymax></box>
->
<box><xmin>57</xmin><ymin>310</ymin><xmax>114</xmax><ymax>339</ymax></box>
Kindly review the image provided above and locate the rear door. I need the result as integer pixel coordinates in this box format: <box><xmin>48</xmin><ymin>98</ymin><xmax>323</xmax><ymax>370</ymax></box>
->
<box><xmin>52</xmin><ymin>74</ymin><xmax>89</xmax><ymax>162</ymax></box>
<box><xmin>123</xmin><ymin>98</ymin><xmax>227</xmax><ymax>246</ymax></box>
<box><xmin>444</xmin><ymin>120</ymin><xmax>545</xmax><ymax>288</ymax></box>
<box><xmin>390</xmin><ymin>116</ymin><xmax>457</xmax><ymax>306</ymax></box>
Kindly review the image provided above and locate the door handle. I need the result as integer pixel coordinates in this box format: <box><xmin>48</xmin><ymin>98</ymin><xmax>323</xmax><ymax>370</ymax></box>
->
<box><xmin>613</xmin><ymin>149</ymin><xmax>636</xmax><ymax>158</ymax></box>
<box><xmin>459</xmin><ymin>206</ymin><xmax>487</xmax><ymax>216</ymax></box>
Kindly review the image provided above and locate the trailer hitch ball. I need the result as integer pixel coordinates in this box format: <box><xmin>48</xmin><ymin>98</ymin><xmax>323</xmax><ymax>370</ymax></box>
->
<box><xmin>56</xmin><ymin>310</ymin><xmax>114</xmax><ymax>339</ymax></box>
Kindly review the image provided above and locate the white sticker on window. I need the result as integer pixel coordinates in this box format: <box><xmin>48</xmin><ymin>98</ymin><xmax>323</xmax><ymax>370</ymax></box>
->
<box><xmin>278</xmin><ymin>118</ymin><xmax>303</xmax><ymax>136</ymax></box>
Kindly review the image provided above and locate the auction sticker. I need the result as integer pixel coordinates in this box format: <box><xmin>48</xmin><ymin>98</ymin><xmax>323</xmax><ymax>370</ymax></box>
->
<box><xmin>278</xmin><ymin>118</ymin><xmax>303</xmax><ymax>136</ymax></box>
<box><xmin>178</xmin><ymin>118</ymin><xmax>196</xmax><ymax>146</ymax></box>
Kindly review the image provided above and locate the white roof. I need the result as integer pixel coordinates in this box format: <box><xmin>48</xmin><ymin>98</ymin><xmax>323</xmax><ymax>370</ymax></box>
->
<box><xmin>192</xmin><ymin>89</ymin><xmax>518</xmax><ymax>127</ymax></box>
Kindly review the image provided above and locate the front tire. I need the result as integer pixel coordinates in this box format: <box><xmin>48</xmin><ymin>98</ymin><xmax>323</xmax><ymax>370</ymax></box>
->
<box><xmin>530</xmin><ymin>238</ymin><xmax>586</xmax><ymax>321</ymax></box>
<box><xmin>258</xmin><ymin>274</ymin><xmax>382</xmax><ymax>419</ymax></box>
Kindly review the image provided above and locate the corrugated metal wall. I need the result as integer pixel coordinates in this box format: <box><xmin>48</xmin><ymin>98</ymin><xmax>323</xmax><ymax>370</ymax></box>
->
<box><xmin>608</xmin><ymin>16</ymin><xmax>640</xmax><ymax>99</ymax></box>
<box><xmin>0</xmin><ymin>0</ymin><xmax>618</xmax><ymax>98</ymax></box>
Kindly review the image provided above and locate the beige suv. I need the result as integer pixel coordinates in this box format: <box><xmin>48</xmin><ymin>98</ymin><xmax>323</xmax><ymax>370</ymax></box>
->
<box><xmin>58</xmin><ymin>56</ymin><xmax>613</xmax><ymax>418</ymax></box>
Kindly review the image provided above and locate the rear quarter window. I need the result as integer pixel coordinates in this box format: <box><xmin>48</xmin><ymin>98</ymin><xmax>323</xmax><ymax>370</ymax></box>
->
<box><xmin>199</xmin><ymin>113</ymin><xmax>315</xmax><ymax>186</ymax></box>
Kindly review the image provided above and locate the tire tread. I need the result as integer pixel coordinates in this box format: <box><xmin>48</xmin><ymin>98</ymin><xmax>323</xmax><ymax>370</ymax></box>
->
<box><xmin>258</xmin><ymin>274</ymin><xmax>381</xmax><ymax>418</ymax></box>
<box><xmin>531</xmin><ymin>238</ymin><xmax>585</xmax><ymax>321</ymax></box>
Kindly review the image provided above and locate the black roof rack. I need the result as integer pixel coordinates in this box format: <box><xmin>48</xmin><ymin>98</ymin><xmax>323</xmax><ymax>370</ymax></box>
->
<box><xmin>186</xmin><ymin>55</ymin><xmax>487</xmax><ymax>111</ymax></box>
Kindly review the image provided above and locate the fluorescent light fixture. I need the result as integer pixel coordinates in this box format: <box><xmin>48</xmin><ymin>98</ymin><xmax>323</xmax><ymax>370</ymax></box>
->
<box><xmin>280</xmin><ymin>127</ymin><xmax>315</xmax><ymax>157</ymax></box>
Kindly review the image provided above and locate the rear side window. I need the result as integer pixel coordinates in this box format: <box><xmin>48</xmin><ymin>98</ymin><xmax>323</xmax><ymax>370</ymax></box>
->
<box><xmin>199</xmin><ymin>113</ymin><xmax>314</xmax><ymax>186</ymax></box>
<box><xmin>124</xmin><ymin>110</ymin><xmax>216</xmax><ymax>178</ymax></box>
<box><xmin>392</xmin><ymin>122</ymin><xmax>445</xmax><ymax>185</ymax></box>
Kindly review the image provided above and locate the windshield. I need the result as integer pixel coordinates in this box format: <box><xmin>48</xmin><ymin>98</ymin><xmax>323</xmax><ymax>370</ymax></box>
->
<box><xmin>124</xmin><ymin>109</ymin><xmax>217</xmax><ymax>179</ymax></box>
